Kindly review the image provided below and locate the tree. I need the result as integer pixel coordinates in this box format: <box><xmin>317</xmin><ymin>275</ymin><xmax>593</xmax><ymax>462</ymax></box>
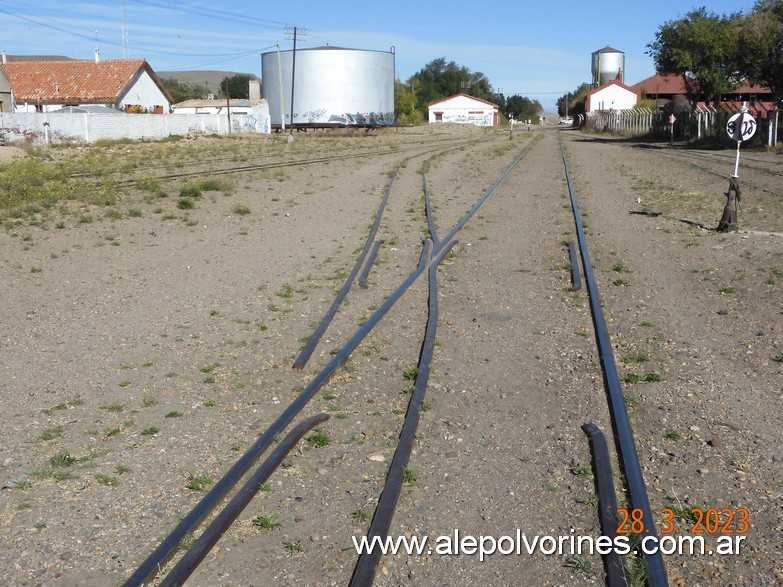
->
<box><xmin>406</xmin><ymin>58</ymin><xmax>497</xmax><ymax>120</ymax></box>
<box><xmin>394</xmin><ymin>79</ymin><xmax>423</xmax><ymax>125</ymax></box>
<box><xmin>162</xmin><ymin>79</ymin><xmax>209</xmax><ymax>104</ymax></box>
<box><xmin>220</xmin><ymin>74</ymin><xmax>254</xmax><ymax>99</ymax></box>
<box><xmin>505</xmin><ymin>95</ymin><xmax>542</xmax><ymax>121</ymax></box>
<box><xmin>736</xmin><ymin>0</ymin><xmax>783</xmax><ymax>102</ymax></box>
<box><xmin>557</xmin><ymin>84</ymin><xmax>590</xmax><ymax>118</ymax></box>
<box><xmin>646</xmin><ymin>7</ymin><xmax>742</xmax><ymax>106</ymax></box>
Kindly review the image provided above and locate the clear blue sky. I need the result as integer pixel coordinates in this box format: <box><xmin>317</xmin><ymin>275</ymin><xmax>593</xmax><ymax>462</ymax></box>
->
<box><xmin>0</xmin><ymin>0</ymin><xmax>759</xmax><ymax>111</ymax></box>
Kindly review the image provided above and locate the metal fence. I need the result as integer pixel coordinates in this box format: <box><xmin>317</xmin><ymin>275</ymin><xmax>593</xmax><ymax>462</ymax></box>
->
<box><xmin>584</xmin><ymin>106</ymin><xmax>781</xmax><ymax>147</ymax></box>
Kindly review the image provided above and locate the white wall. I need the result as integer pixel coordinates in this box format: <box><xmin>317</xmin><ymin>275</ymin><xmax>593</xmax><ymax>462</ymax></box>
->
<box><xmin>428</xmin><ymin>95</ymin><xmax>497</xmax><ymax>126</ymax></box>
<box><xmin>0</xmin><ymin>102</ymin><xmax>271</xmax><ymax>144</ymax></box>
<box><xmin>587</xmin><ymin>84</ymin><xmax>638</xmax><ymax>112</ymax></box>
<box><xmin>118</xmin><ymin>70</ymin><xmax>170</xmax><ymax>112</ymax></box>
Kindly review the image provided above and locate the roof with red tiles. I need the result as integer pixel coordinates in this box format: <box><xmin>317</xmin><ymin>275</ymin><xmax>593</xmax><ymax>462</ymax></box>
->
<box><xmin>633</xmin><ymin>73</ymin><xmax>773</xmax><ymax>96</ymax></box>
<box><xmin>0</xmin><ymin>59</ymin><xmax>172</xmax><ymax>104</ymax></box>
<box><xmin>633</xmin><ymin>73</ymin><xmax>689</xmax><ymax>95</ymax></box>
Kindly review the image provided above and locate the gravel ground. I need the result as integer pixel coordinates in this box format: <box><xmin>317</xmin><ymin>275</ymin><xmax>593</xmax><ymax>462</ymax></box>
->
<box><xmin>1</xmin><ymin>125</ymin><xmax>781</xmax><ymax>587</ymax></box>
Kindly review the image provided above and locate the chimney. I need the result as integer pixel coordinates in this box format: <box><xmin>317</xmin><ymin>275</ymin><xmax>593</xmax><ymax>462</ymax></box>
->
<box><xmin>1</xmin><ymin>50</ymin><xmax>6</xmax><ymax>64</ymax></box>
<box><xmin>616</xmin><ymin>68</ymin><xmax>623</xmax><ymax>83</ymax></box>
<box><xmin>249</xmin><ymin>80</ymin><xmax>261</xmax><ymax>102</ymax></box>
<box><xmin>94</xmin><ymin>48</ymin><xmax>100</xmax><ymax>63</ymax></box>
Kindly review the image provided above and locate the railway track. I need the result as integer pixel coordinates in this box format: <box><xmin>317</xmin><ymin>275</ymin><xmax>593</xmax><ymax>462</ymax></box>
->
<box><xmin>5</xmin><ymin>124</ymin><xmax>780</xmax><ymax>586</ymax></box>
<box><xmin>65</xmin><ymin>133</ymin><xmax>479</xmax><ymax>187</ymax></box>
<box><xmin>115</xmin><ymin>130</ymin><xmax>672</xmax><ymax>586</ymax></box>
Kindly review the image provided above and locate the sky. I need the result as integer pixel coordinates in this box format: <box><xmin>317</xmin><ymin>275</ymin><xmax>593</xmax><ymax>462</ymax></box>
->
<box><xmin>0</xmin><ymin>0</ymin><xmax>760</xmax><ymax>112</ymax></box>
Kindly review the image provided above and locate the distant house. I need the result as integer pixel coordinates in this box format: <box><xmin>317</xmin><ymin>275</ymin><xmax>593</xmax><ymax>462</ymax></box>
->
<box><xmin>171</xmin><ymin>98</ymin><xmax>254</xmax><ymax>115</ymax></box>
<box><xmin>633</xmin><ymin>73</ymin><xmax>775</xmax><ymax>115</ymax></box>
<box><xmin>585</xmin><ymin>78</ymin><xmax>640</xmax><ymax>114</ymax></box>
<box><xmin>428</xmin><ymin>94</ymin><xmax>499</xmax><ymax>127</ymax></box>
<box><xmin>0</xmin><ymin>58</ymin><xmax>172</xmax><ymax>114</ymax></box>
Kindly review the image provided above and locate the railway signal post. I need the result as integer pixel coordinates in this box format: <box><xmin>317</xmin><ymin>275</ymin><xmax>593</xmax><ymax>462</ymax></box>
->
<box><xmin>717</xmin><ymin>103</ymin><xmax>757</xmax><ymax>232</ymax></box>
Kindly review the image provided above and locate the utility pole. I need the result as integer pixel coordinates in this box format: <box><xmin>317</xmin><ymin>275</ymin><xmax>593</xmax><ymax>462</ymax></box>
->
<box><xmin>276</xmin><ymin>44</ymin><xmax>285</xmax><ymax>132</ymax></box>
<box><xmin>122</xmin><ymin>0</ymin><xmax>129</xmax><ymax>58</ymax></box>
<box><xmin>225</xmin><ymin>85</ymin><xmax>231</xmax><ymax>134</ymax></box>
<box><xmin>284</xmin><ymin>25</ymin><xmax>307</xmax><ymax>137</ymax></box>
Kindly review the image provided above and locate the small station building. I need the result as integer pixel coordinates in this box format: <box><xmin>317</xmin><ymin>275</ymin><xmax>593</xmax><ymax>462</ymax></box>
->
<box><xmin>428</xmin><ymin>93</ymin><xmax>499</xmax><ymax>127</ymax></box>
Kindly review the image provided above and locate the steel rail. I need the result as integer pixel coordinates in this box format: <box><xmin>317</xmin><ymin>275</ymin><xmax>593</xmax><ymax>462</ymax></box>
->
<box><xmin>422</xmin><ymin>173</ymin><xmax>440</xmax><ymax>247</ymax></box>
<box><xmin>358</xmin><ymin>239</ymin><xmax>384</xmax><ymax>289</ymax></box>
<box><xmin>435</xmin><ymin>136</ymin><xmax>539</xmax><ymax>254</ymax></box>
<box><xmin>122</xmin><ymin>242</ymin><xmax>431</xmax><ymax>587</ymax></box>
<box><xmin>102</xmin><ymin>137</ymin><xmax>478</xmax><ymax>187</ymax></box>
<box><xmin>568</xmin><ymin>241</ymin><xmax>582</xmax><ymax>291</ymax></box>
<box><xmin>560</xmin><ymin>141</ymin><xmax>668</xmax><ymax>587</ymax></box>
<box><xmin>349</xmin><ymin>138</ymin><xmax>539</xmax><ymax>584</ymax></box>
<box><xmin>582</xmin><ymin>423</ymin><xmax>628</xmax><ymax>587</ymax></box>
<box><xmin>158</xmin><ymin>413</ymin><xmax>330</xmax><ymax>587</ymax></box>
<box><xmin>292</xmin><ymin>165</ymin><xmax>399</xmax><ymax>369</ymax></box>
<box><xmin>293</xmin><ymin>136</ymin><xmax>492</xmax><ymax>369</ymax></box>
<box><xmin>125</xmin><ymin>135</ymin><xmax>536</xmax><ymax>586</ymax></box>
<box><xmin>350</xmin><ymin>240</ymin><xmax>456</xmax><ymax>587</ymax></box>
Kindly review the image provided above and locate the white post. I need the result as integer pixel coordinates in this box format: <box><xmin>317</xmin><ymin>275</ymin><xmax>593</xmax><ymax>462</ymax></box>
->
<box><xmin>276</xmin><ymin>43</ymin><xmax>285</xmax><ymax>131</ymax></box>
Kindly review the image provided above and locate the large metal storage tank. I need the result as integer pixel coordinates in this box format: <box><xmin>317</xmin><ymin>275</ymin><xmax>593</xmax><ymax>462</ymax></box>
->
<box><xmin>261</xmin><ymin>46</ymin><xmax>395</xmax><ymax>127</ymax></box>
<box><xmin>591</xmin><ymin>46</ymin><xmax>625</xmax><ymax>87</ymax></box>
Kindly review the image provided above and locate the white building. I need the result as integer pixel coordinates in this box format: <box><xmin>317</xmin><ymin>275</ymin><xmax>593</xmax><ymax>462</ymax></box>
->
<box><xmin>428</xmin><ymin>93</ymin><xmax>499</xmax><ymax>127</ymax></box>
<box><xmin>584</xmin><ymin>79</ymin><xmax>639</xmax><ymax>114</ymax></box>
<box><xmin>171</xmin><ymin>99</ymin><xmax>255</xmax><ymax>115</ymax></box>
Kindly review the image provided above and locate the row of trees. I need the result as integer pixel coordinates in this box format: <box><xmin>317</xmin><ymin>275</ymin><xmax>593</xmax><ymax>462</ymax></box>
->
<box><xmin>162</xmin><ymin>74</ymin><xmax>256</xmax><ymax>104</ymax></box>
<box><xmin>647</xmin><ymin>1</ymin><xmax>783</xmax><ymax>106</ymax></box>
<box><xmin>395</xmin><ymin>57</ymin><xmax>542</xmax><ymax>124</ymax></box>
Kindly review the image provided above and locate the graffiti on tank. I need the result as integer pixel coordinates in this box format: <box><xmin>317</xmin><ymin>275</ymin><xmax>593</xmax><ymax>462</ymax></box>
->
<box><xmin>304</xmin><ymin>109</ymin><xmax>327</xmax><ymax>123</ymax></box>
<box><xmin>326</xmin><ymin>111</ymin><xmax>395</xmax><ymax>126</ymax></box>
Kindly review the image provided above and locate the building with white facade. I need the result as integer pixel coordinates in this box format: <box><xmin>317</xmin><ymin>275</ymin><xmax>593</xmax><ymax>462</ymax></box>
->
<box><xmin>584</xmin><ymin>79</ymin><xmax>639</xmax><ymax>114</ymax></box>
<box><xmin>428</xmin><ymin>93</ymin><xmax>499</xmax><ymax>127</ymax></box>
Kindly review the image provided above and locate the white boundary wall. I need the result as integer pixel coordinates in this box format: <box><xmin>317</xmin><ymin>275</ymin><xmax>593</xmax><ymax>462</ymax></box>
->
<box><xmin>0</xmin><ymin>103</ymin><xmax>271</xmax><ymax>145</ymax></box>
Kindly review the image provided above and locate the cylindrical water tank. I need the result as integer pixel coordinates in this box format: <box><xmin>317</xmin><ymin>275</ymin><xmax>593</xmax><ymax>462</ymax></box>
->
<box><xmin>591</xmin><ymin>46</ymin><xmax>625</xmax><ymax>87</ymax></box>
<box><xmin>261</xmin><ymin>46</ymin><xmax>395</xmax><ymax>126</ymax></box>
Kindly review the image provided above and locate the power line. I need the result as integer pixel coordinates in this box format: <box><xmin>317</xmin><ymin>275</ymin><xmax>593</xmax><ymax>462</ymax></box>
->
<box><xmin>131</xmin><ymin>0</ymin><xmax>286</xmax><ymax>30</ymax></box>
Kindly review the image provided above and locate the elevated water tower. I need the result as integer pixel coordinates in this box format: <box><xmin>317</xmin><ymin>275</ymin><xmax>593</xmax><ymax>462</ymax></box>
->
<box><xmin>592</xmin><ymin>46</ymin><xmax>625</xmax><ymax>87</ymax></box>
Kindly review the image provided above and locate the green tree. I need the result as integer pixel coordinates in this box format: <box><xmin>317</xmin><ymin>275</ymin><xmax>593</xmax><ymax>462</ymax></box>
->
<box><xmin>220</xmin><ymin>74</ymin><xmax>254</xmax><ymax>99</ymax></box>
<box><xmin>737</xmin><ymin>0</ymin><xmax>783</xmax><ymax>102</ymax></box>
<box><xmin>505</xmin><ymin>95</ymin><xmax>542</xmax><ymax>121</ymax></box>
<box><xmin>162</xmin><ymin>79</ymin><xmax>209</xmax><ymax>104</ymax></box>
<box><xmin>557</xmin><ymin>83</ymin><xmax>590</xmax><ymax>117</ymax></box>
<box><xmin>394</xmin><ymin>79</ymin><xmax>423</xmax><ymax>124</ymax></box>
<box><xmin>406</xmin><ymin>58</ymin><xmax>497</xmax><ymax>120</ymax></box>
<box><xmin>646</xmin><ymin>7</ymin><xmax>742</xmax><ymax>106</ymax></box>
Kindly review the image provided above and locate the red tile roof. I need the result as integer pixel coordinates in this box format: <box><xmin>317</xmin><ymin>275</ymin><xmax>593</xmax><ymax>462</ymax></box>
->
<box><xmin>633</xmin><ymin>73</ymin><xmax>773</xmax><ymax>96</ymax></box>
<box><xmin>1</xmin><ymin>59</ymin><xmax>170</xmax><ymax>104</ymax></box>
<box><xmin>633</xmin><ymin>73</ymin><xmax>689</xmax><ymax>95</ymax></box>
